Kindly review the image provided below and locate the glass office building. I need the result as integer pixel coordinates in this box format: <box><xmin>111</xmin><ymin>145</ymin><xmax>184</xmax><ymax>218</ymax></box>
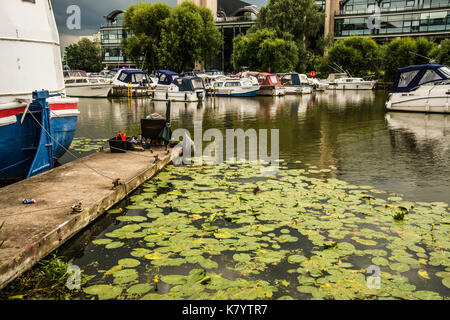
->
<box><xmin>334</xmin><ymin>0</ymin><xmax>450</xmax><ymax>41</ymax></box>
<box><xmin>100</xmin><ymin>10</ymin><xmax>136</xmax><ymax>68</ymax></box>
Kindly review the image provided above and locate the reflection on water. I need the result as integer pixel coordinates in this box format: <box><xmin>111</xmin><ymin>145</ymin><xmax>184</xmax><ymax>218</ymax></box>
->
<box><xmin>62</xmin><ymin>91</ymin><xmax>449</xmax><ymax>203</ymax></box>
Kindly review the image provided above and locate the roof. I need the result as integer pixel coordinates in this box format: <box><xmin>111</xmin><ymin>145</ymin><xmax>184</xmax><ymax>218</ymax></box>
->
<box><xmin>392</xmin><ymin>64</ymin><xmax>449</xmax><ymax>93</ymax></box>
<box><xmin>119</xmin><ymin>69</ymin><xmax>147</xmax><ymax>75</ymax></box>
<box><xmin>106</xmin><ymin>10</ymin><xmax>124</xmax><ymax>21</ymax></box>
<box><xmin>157</xmin><ymin>70</ymin><xmax>180</xmax><ymax>76</ymax></box>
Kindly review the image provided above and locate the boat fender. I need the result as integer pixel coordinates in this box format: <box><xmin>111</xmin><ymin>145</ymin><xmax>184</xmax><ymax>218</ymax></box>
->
<box><xmin>166</xmin><ymin>92</ymin><xmax>169</xmax><ymax>100</ymax></box>
<box><xmin>185</xmin><ymin>92</ymin><xmax>188</xmax><ymax>101</ymax></box>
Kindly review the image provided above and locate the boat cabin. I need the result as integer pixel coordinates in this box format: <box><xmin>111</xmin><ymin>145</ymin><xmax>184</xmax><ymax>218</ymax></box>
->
<box><xmin>156</xmin><ymin>70</ymin><xmax>181</xmax><ymax>85</ymax></box>
<box><xmin>279</xmin><ymin>73</ymin><xmax>305</xmax><ymax>86</ymax></box>
<box><xmin>173</xmin><ymin>77</ymin><xmax>205</xmax><ymax>91</ymax></box>
<box><xmin>251</xmin><ymin>72</ymin><xmax>282</xmax><ymax>87</ymax></box>
<box><xmin>391</xmin><ymin>64</ymin><xmax>450</xmax><ymax>93</ymax></box>
<box><xmin>114</xmin><ymin>69</ymin><xmax>151</xmax><ymax>86</ymax></box>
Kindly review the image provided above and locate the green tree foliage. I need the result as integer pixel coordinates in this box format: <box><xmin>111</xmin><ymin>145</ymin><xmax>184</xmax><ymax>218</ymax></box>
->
<box><xmin>321</xmin><ymin>36</ymin><xmax>381</xmax><ymax>78</ymax></box>
<box><xmin>382</xmin><ymin>37</ymin><xmax>437</xmax><ymax>81</ymax></box>
<box><xmin>122</xmin><ymin>2</ymin><xmax>171</xmax><ymax>71</ymax></box>
<box><xmin>231</xmin><ymin>29</ymin><xmax>298</xmax><ymax>73</ymax></box>
<box><xmin>255</xmin><ymin>0</ymin><xmax>326</xmax><ymax>71</ymax></box>
<box><xmin>158</xmin><ymin>1</ymin><xmax>221</xmax><ymax>72</ymax></box>
<box><xmin>65</xmin><ymin>38</ymin><xmax>103</xmax><ymax>72</ymax></box>
<box><xmin>431</xmin><ymin>39</ymin><xmax>450</xmax><ymax>66</ymax></box>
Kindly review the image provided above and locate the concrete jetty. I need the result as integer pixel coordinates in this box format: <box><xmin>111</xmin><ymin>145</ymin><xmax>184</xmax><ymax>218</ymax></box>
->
<box><xmin>0</xmin><ymin>145</ymin><xmax>181</xmax><ymax>290</ymax></box>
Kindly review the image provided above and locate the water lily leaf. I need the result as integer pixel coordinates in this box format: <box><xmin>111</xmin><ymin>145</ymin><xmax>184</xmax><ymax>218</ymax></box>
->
<box><xmin>233</xmin><ymin>253</ymin><xmax>251</xmax><ymax>263</ymax></box>
<box><xmin>105</xmin><ymin>241</ymin><xmax>124</xmax><ymax>249</ymax></box>
<box><xmin>116</xmin><ymin>216</ymin><xmax>147</xmax><ymax>222</ymax></box>
<box><xmin>113</xmin><ymin>269</ymin><xmax>138</xmax><ymax>284</ymax></box>
<box><xmin>83</xmin><ymin>285</ymin><xmax>122</xmax><ymax>300</ymax></box>
<box><xmin>118</xmin><ymin>258</ymin><xmax>141</xmax><ymax>268</ymax></box>
<box><xmin>161</xmin><ymin>275</ymin><xmax>188</xmax><ymax>285</ymax></box>
<box><xmin>287</xmin><ymin>255</ymin><xmax>306</xmax><ymax>264</ymax></box>
<box><xmin>442</xmin><ymin>277</ymin><xmax>450</xmax><ymax>289</ymax></box>
<box><xmin>127</xmin><ymin>283</ymin><xmax>153</xmax><ymax>295</ymax></box>
<box><xmin>92</xmin><ymin>239</ymin><xmax>112</xmax><ymax>245</ymax></box>
<box><xmin>413</xmin><ymin>290</ymin><xmax>441</xmax><ymax>300</ymax></box>
<box><xmin>390</xmin><ymin>263</ymin><xmax>410</xmax><ymax>273</ymax></box>
<box><xmin>417</xmin><ymin>269</ymin><xmax>430</xmax><ymax>280</ymax></box>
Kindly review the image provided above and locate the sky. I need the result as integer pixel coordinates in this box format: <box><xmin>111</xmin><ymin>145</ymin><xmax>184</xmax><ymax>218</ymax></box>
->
<box><xmin>51</xmin><ymin>0</ymin><xmax>267</xmax><ymax>49</ymax></box>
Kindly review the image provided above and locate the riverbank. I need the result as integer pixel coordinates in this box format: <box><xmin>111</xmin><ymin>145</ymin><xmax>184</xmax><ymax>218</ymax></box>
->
<box><xmin>0</xmin><ymin>145</ymin><xmax>181</xmax><ymax>290</ymax></box>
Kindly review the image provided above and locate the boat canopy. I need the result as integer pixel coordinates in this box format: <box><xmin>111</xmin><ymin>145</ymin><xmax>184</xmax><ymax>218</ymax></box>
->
<box><xmin>116</xmin><ymin>69</ymin><xmax>149</xmax><ymax>84</ymax></box>
<box><xmin>279</xmin><ymin>73</ymin><xmax>302</xmax><ymax>86</ymax></box>
<box><xmin>157</xmin><ymin>70</ymin><xmax>180</xmax><ymax>85</ymax></box>
<box><xmin>173</xmin><ymin>77</ymin><xmax>205</xmax><ymax>91</ymax></box>
<box><xmin>250</xmin><ymin>72</ymin><xmax>282</xmax><ymax>87</ymax></box>
<box><xmin>391</xmin><ymin>64</ymin><xmax>450</xmax><ymax>93</ymax></box>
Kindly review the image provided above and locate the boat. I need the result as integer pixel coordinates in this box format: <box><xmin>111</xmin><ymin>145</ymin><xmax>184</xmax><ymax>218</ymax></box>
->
<box><xmin>210</xmin><ymin>77</ymin><xmax>260</xmax><ymax>97</ymax></box>
<box><xmin>154</xmin><ymin>70</ymin><xmax>181</xmax><ymax>90</ymax></box>
<box><xmin>278</xmin><ymin>73</ymin><xmax>312</xmax><ymax>95</ymax></box>
<box><xmin>386</xmin><ymin>64</ymin><xmax>450</xmax><ymax>113</ymax></box>
<box><xmin>0</xmin><ymin>0</ymin><xmax>79</xmax><ymax>180</ymax></box>
<box><xmin>328</xmin><ymin>77</ymin><xmax>377</xmax><ymax>90</ymax></box>
<box><xmin>64</xmin><ymin>70</ymin><xmax>113</xmax><ymax>98</ymax></box>
<box><xmin>250</xmin><ymin>72</ymin><xmax>285</xmax><ymax>96</ymax></box>
<box><xmin>152</xmin><ymin>76</ymin><xmax>206</xmax><ymax>102</ymax></box>
<box><xmin>111</xmin><ymin>68</ymin><xmax>154</xmax><ymax>88</ymax></box>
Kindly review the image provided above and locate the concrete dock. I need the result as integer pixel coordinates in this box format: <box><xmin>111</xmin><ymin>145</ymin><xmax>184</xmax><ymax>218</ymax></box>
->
<box><xmin>0</xmin><ymin>145</ymin><xmax>181</xmax><ymax>290</ymax></box>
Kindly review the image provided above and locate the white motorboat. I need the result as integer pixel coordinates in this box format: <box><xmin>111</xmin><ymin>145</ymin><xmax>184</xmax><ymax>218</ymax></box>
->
<box><xmin>111</xmin><ymin>68</ymin><xmax>153</xmax><ymax>88</ymax></box>
<box><xmin>64</xmin><ymin>70</ymin><xmax>113</xmax><ymax>98</ymax></box>
<box><xmin>249</xmin><ymin>72</ymin><xmax>285</xmax><ymax>96</ymax></box>
<box><xmin>328</xmin><ymin>77</ymin><xmax>377</xmax><ymax>90</ymax></box>
<box><xmin>279</xmin><ymin>73</ymin><xmax>312</xmax><ymax>95</ymax></box>
<box><xmin>152</xmin><ymin>76</ymin><xmax>206</xmax><ymax>102</ymax></box>
<box><xmin>386</xmin><ymin>64</ymin><xmax>450</xmax><ymax>113</ymax></box>
<box><xmin>210</xmin><ymin>78</ymin><xmax>260</xmax><ymax>97</ymax></box>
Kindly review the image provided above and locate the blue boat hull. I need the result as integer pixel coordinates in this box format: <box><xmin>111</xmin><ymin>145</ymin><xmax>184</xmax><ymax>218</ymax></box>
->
<box><xmin>0</xmin><ymin>108</ymin><xmax>78</xmax><ymax>180</ymax></box>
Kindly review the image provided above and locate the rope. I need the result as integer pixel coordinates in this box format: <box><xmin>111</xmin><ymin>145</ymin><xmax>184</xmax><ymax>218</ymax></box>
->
<box><xmin>28</xmin><ymin>110</ymin><xmax>116</xmax><ymax>182</ymax></box>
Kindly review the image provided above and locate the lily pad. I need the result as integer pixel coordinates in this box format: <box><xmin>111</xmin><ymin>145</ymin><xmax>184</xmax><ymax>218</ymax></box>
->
<box><xmin>83</xmin><ymin>285</ymin><xmax>122</xmax><ymax>300</ymax></box>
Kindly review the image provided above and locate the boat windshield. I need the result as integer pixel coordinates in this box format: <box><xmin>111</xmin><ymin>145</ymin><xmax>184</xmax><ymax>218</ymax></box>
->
<box><xmin>438</xmin><ymin>67</ymin><xmax>450</xmax><ymax>79</ymax></box>
<box><xmin>192</xmin><ymin>79</ymin><xmax>204</xmax><ymax>89</ymax></box>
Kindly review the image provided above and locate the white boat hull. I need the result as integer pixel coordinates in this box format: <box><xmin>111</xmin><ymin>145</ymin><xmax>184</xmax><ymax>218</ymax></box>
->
<box><xmin>65</xmin><ymin>84</ymin><xmax>112</xmax><ymax>98</ymax></box>
<box><xmin>151</xmin><ymin>89</ymin><xmax>206</xmax><ymax>102</ymax></box>
<box><xmin>386</xmin><ymin>85</ymin><xmax>450</xmax><ymax>114</ymax></box>
<box><xmin>328</xmin><ymin>82</ymin><xmax>376</xmax><ymax>90</ymax></box>
<box><xmin>258</xmin><ymin>86</ymin><xmax>286</xmax><ymax>96</ymax></box>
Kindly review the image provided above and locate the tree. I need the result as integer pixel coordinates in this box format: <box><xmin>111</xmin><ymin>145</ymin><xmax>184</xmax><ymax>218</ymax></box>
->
<box><xmin>122</xmin><ymin>2</ymin><xmax>171</xmax><ymax>71</ymax></box>
<box><xmin>65</xmin><ymin>38</ymin><xmax>103</xmax><ymax>72</ymax></box>
<box><xmin>321</xmin><ymin>36</ymin><xmax>382</xmax><ymax>78</ymax></box>
<box><xmin>382</xmin><ymin>37</ymin><xmax>437</xmax><ymax>82</ymax></box>
<box><xmin>255</xmin><ymin>0</ymin><xmax>325</xmax><ymax>71</ymax></box>
<box><xmin>431</xmin><ymin>39</ymin><xmax>450</xmax><ymax>66</ymax></box>
<box><xmin>158</xmin><ymin>2</ymin><xmax>221</xmax><ymax>72</ymax></box>
<box><xmin>232</xmin><ymin>28</ymin><xmax>298</xmax><ymax>73</ymax></box>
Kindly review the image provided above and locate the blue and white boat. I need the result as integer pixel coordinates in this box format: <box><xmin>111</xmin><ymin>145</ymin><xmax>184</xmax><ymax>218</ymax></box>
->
<box><xmin>386</xmin><ymin>64</ymin><xmax>450</xmax><ymax>113</ymax></box>
<box><xmin>111</xmin><ymin>68</ymin><xmax>153</xmax><ymax>88</ymax></box>
<box><xmin>0</xmin><ymin>0</ymin><xmax>79</xmax><ymax>180</ymax></box>
<box><xmin>210</xmin><ymin>77</ymin><xmax>260</xmax><ymax>97</ymax></box>
<box><xmin>279</xmin><ymin>73</ymin><xmax>313</xmax><ymax>95</ymax></box>
<box><xmin>152</xmin><ymin>76</ymin><xmax>206</xmax><ymax>102</ymax></box>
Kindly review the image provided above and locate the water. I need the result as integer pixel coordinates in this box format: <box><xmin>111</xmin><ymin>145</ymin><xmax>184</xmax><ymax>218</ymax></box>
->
<box><xmin>51</xmin><ymin>91</ymin><xmax>450</xmax><ymax>300</ymax></box>
<box><xmin>63</xmin><ymin>91</ymin><xmax>450</xmax><ymax>203</ymax></box>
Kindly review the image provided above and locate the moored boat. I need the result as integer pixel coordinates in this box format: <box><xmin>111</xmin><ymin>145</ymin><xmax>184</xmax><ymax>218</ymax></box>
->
<box><xmin>210</xmin><ymin>77</ymin><xmax>260</xmax><ymax>97</ymax></box>
<box><xmin>0</xmin><ymin>0</ymin><xmax>79</xmax><ymax>180</ymax></box>
<box><xmin>386</xmin><ymin>64</ymin><xmax>450</xmax><ymax>113</ymax></box>
<box><xmin>279</xmin><ymin>72</ymin><xmax>312</xmax><ymax>95</ymax></box>
<box><xmin>64</xmin><ymin>70</ymin><xmax>113</xmax><ymax>98</ymax></box>
<box><xmin>250</xmin><ymin>72</ymin><xmax>285</xmax><ymax>96</ymax></box>
<box><xmin>329</xmin><ymin>77</ymin><xmax>377</xmax><ymax>90</ymax></box>
<box><xmin>152</xmin><ymin>76</ymin><xmax>206</xmax><ymax>102</ymax></box>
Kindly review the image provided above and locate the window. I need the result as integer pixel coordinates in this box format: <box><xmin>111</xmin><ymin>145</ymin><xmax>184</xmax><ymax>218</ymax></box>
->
<box><xmin>398</xmin><ymin>70</ymin><xmax>419</xmax><ymax>87</ymax></box>
<box><xmin>438</xmin><ymin>67</ymin><xmax>450</xmax><ymax>78</ymax></box>
<box><xmin>119</xmin><ymin>73</ymin><xmax>128</xmax><ymax>82</ymax></box>
<box><xmin>406</xmin><ymin>0</ymin><xmax>415</xmax><ymax>6</ymax></box>
<box><xmin>192</xmin><ymin>79</ymin><xmax>204</xmax><ymax>89</ymax></box>
<box><xmin>214</xmin><ymin>82</ymin><xmax>224</xmax><ymax>87</ymax></box>
<box><xmin>419</xmin><ymin>70</ymin><xmax>443</xmax><ymax>84</ymax></box>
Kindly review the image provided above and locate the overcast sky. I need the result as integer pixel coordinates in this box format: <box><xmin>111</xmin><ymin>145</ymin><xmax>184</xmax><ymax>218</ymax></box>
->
<box><xmin>51</xmin><ymin>0</ymin><xmax>267</xmax><ymax>49</ymax></box>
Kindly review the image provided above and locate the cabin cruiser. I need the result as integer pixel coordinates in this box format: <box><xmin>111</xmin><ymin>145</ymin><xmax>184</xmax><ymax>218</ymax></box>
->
<box><xmin>211</xmin><ymin>77</ymin><xmax>260</xmax><ymax>97</ymax></box>
<box><xmin>152</xmin><ymin>76</ymin><xmax>206</xmax><ymax>102</ymax></box>
<box><xmin>386</xmin><ymin>64</ymin><xmax>450</xmax><ymax>113</ymax></box>
<box><xmin>249</xmin><ymin>72</ymin><xmax>285</xmax><ymax>96</ymax></box>
<box><xmin>0</xmin><ymin>0</ymin><xmax>79</xmax><ymax>180</ymax></box>
<box><xmin>154</xmin><ymin>70</ymin><xmax>181</xmax><ymax>89</ymax></box>
<box><xmin>111</xmin><ymin>68</ymin><xmax>154</xmax><ymax>88</ymax></box>
<box><xmin>278</xmin><ymin>73</ymin><xmax>312</xmax><ymax>95</ymax></box>
<box><xmin>328</xmin><ymin>77</ymin><xmax>377</xmax><ymax>90</ymax></box>
<box><xmin>64</xmin><ymin>70</ymin><xmax>113</xmax><ymax>98</ymax></box>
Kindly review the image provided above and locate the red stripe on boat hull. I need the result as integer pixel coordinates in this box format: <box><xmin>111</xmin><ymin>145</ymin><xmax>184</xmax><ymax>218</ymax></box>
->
<box><xmin>0</xmin><ymin>103</ymin><xmax>78</xmax><ymax>119</ymax></box>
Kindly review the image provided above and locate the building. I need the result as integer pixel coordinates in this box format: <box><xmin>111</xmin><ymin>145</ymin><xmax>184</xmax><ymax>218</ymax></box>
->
<box><xmin>178</xmin><ymin>0</ymin><xmax>218</xmax><ymax>17</ymax></box>
<box><xmin>333</xmin><ymin>0</ymin><xmax>450</xmax><ymax>42</ymax></box>
<box><xmin>100</xmin><ymin>10</ymin><xmax>136</xmax><ymax>69</ymax></box>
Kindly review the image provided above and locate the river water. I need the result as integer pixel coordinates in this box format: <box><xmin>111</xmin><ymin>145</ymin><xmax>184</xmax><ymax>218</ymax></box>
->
<box><xmin>53</xmin><ymin>91</ymin><xmax>450</xmax><ymax>300</ymax></box>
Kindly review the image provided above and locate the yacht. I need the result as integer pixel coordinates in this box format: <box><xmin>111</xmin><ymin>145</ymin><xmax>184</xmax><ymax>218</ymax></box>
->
<box><xmin>329</xmin><ymin>77</ymin><xmax>377</xmax><ymax>90</ymax></box>
<box><xmin>211</xmin><ymin>77</ymin><xmax>260</xmax><ymax>97</ymax></box>
<box><xmin>386</xmin><ymin>64</ymin><xmax>450</xmax><ymax>113</ymax></box>
<box><xmin>64</xmin><ymin>70</ymin><xmax>113</xmax><ymax>98</ymax></box>
<box><xmin>279</xmin><ymin>73</ymin><xmax>312</xmax><ymax>95</ymax></box>
<box><xmin>0</xmin><ymin>0</ymin><xmax>79</xmax><ymax>180</ymax></box>
<box><xmin>111</xmin><ymin>68</ymin><xmax>153</xmax><ymax>88</ymax></box>
<box><xmin>152</xmin><ymin>76</ymin><xmax>206</xmax><ymax>102</ymax></box>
